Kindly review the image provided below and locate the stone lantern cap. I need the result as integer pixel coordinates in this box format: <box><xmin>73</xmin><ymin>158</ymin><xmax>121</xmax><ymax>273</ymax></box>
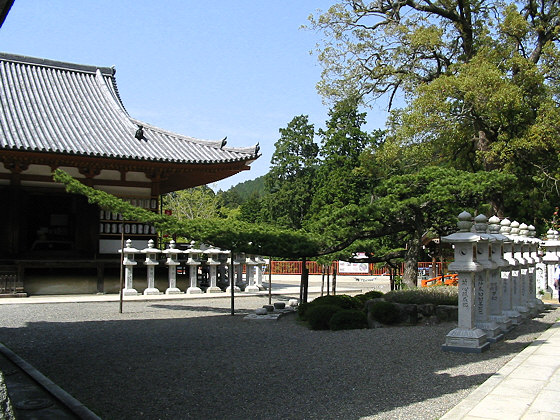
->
<box><xmin>204</xmin><ymin>248</ymin><xmax>222</xmax><ymax>264</ymax></box>
<box><xmin>253</xmin><ymin>255</ymin><xmax>267</xmax><ymax>264</ymax></box>
<box><xmin>487</xmin><ymin>215</ymin><xmax>509</xmax><ymax>242</ymax></box>
<box><xmin>141</xmin><ymin>239</ymin><xmax>161</xmax><ymax>254</ymax></box>
<box><xmin>245</xmin><ymin>254</ymin><xmax>258</xmax><ymax>265</ymax></box>
<box><xmin>118</xmin><ymin>239</ymin><xmax>139</xmax><ymax>254</ymax></box>
<box><xmin>441</xmin><ymin>212</ymin><xmax>482</xmax><ymax>273</ymax></box>
<box><xmin>233</xmin><ymin>253</ymin><xmax>246</xmax><ymax>265</ymax></box>
<box><xmin>473</xmin><ymin>214</ymin><xmax>496</xmax><ymax>242</ymax></box>
<box><xmin>163</xmin><ymin>240</ymin><xmax>182</xmax><ymax>264</ymax></box>
<box><xmin>542</xmin><ymin>229</ymin><xmax>560</xmax><ymax>263</ymax></box>
<box><xmin>162</xmin><ymin>240</ymin><xmax>182</xmax><ymax>255</ymax></box>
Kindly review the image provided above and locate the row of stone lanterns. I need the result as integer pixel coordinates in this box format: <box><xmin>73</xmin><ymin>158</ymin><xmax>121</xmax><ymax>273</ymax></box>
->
<box><xmin>118</xmin><ymin>240</ymin><xmax>267</xmax><ymax>296</ymax></box>
<box><xmin>441</xmin><ymin>212</ymin><xmax>546</xmax><ymax>353</ymax></box>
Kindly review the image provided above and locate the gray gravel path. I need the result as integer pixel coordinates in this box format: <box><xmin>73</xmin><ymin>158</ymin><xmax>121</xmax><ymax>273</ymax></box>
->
<box><xmin>0</xmin><ymin>296</ymin><xmax>558</xmax><ymax>420</ymax></box>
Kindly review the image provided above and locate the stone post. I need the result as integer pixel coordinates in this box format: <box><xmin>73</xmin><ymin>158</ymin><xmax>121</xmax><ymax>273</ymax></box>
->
<box><xmin>163</xmin><ymin>240</ymin><xmax>182</xmax><ymax>294</ymax></box>
<box><xmin>542</xmin><ymin>229</ymin><xmax>560</xmax><ymax>300</ymax></box>
<box><xmin>119</xmin><ymin>239</ymin><xmax>139</xmax><ymax>296</ymax></box>
<box><xmin>500</xmin><ymin>219</ymin><xmax>522</xmax><ymax>325</ymax></box>
<box><xmin>141</xmin><ymin>239</ymin><xmax>161</xmax><ymax>295</ymax></box>
<box><xmin>487</xmin><ymin>216</ymin><xmax>513</xmax><ymax>333</ymax></box>
<box><xmin>244</xmin><ymin>255</ymin><xmax>260</xmax><ymax>293</ymax></box>
<box><xmin>473</xmin><ymin>215</ymin><xmax>503</xmax><ymax>342</ymax></box>
<box><xmin>185</xmin><ymin>247</ymin><xmax>203</xmax><ymax>294</ymax></box>
<box><xmin>441</xmin><ymin>211</ymin><xmax>489</xmax><ymax>353</ymax></box>
<box><xmin>204</xmin><ymin>248</ymin><xmax>223</xmax><ymax>293</ymax></box>
<box><xmin>217</xmin><ymin>250</ymin><xmax>229</xmax><ymax>289</ymax></box>
<box><xmin>508</xmin><ymin>221</ymin><xmax>529</xmax><ymax>318</ymax></box>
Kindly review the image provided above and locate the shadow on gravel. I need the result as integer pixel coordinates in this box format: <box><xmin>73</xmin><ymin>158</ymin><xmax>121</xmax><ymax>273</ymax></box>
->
<box><xmin>0</xmin><ymin>302</ymin><xmax>557</xmax><ymax>420</ymax></box>
<box><xmin>149</xmin><ymin>303</ymin><xmax>250</xmax><ymax>315</ymax></box>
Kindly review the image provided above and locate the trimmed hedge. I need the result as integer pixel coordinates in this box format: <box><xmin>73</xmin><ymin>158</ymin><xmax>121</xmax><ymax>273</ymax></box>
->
<box><xmin>329</xmin><ymin>309</ymin><xmax>368</xmax><ymax>331</ymax></box>
<box><xmin>384</xmin><ymin>286</ymin><xmax>458</xmax><ymax>306</ymax></box>
<box><xmin>353</xmin><ymin>290</ymin><xmax>384</xmax><ymax>304</ymax></box>
<box><xmin>368</xmin><ymin>301</ymin><xmax>400</xmax><ymax>325</ymax></box>
<box><xmin>306</xmin><ymin>304</ymin><xmax>342</xmax><ymax>330</ymax></box>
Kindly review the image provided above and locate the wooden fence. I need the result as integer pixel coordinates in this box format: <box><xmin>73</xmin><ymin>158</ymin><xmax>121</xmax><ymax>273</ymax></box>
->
<box><xmin>266</xmin><ymin>261</ymin><xmax>448</xmax><ymax>276</ymax></box>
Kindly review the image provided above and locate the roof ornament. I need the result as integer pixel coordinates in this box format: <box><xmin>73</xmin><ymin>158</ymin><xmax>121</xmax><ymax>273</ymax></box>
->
<box><xmin>255</xmin><ymin>142</ymin><xmax>260</xmax><ymax>154</ymax></box>
<box><xmin>220</xmin><ymin>136</ymin><xmax>227</xmax><ymax>149</ymax></box>
<box><xmin>135</xmin><ymin>125</ymin><xmax>145</xmax><ymax>141</ymax></box>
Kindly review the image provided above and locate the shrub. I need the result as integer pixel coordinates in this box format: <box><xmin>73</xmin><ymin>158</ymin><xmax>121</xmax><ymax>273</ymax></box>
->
<box><xmin>310</xmin><ymin>294</ymin><xmax>361</xmax><ymax>310</ymax></box>
<box><xmin>329</xmin><ymin>309</ymin><xmax>368</xmax><ymax>330</ymax></box>
<box><xmin>297</xmin><ymin>302</ymin><xmax>311</xmax><ymax>320</ymax></box>
<box><xmin>384</xmin><ymin>286</ymin><xmax>458</xmax><ymax>306</ymax></box>
<box><xmin>368</xmin><ymin>301</ymin><xmax>400</xmax><ymax>325</ymax></box>
<box><xmin>306</xmin><ymin>304</ymin><xmax>342</xmax><ymax>330</ymax></box>
<box><xmin>353</xmin><ymin>290</ymin><xmax>384</xmax><ymax>305</ymax></box>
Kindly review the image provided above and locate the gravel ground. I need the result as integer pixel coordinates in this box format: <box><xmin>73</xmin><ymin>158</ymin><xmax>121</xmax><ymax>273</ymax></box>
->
<box><xmin>0</xmin><ymin>296</ymin><xmax>558</xmax><ymax>420</ymax></box>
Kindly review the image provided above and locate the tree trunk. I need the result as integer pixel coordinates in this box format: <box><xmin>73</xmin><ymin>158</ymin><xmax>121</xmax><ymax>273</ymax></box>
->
<box><xmin>403</xmin><ymin>230</ymin><xmax>422</xmax><ymax>288</ymax></box>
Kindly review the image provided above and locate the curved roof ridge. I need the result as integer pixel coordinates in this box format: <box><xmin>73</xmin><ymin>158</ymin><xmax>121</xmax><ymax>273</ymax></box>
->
<box><xmin>0</xmin><ymin>52</ymin><xmax>115</xmax><ymax>76</ymax></box>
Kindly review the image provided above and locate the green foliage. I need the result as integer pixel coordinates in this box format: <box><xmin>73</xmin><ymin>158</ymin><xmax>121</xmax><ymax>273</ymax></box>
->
<box><xmin>384</xmin><ymin>286</ymin><xmax>458</xmax><ymax>306</ymax></box>
<box><xmin>368</xmin><ymin>301</ymin><xmax>400</xmax><ymax>325</ymax></box>
<box><xmin>353</xmin><ymin>290</ymin><xmax>384</xmax><ymax>305</ymax></box>
<box><xmin>52</xmin><ymin>169</ymin><xmax>323</xmax><ymax>258</ymax></box>
<box><xmin>329</xmin><ymin>309</ymin><xmax>368</xmax><ymax>330</ymax></box>
<box><xmin>162</xmin><ymin>186</ymin><xmax>220</xmax><ymax>220</ymax></box>
<box><xmin>309</xmin><ymin>294</ymin><xmax>361</xmax><ymax>310</ymax></box>
<box><xmin>306</xmin><ymin>304</ymin><xmax>342</xmax><ymax>330</ymax></box>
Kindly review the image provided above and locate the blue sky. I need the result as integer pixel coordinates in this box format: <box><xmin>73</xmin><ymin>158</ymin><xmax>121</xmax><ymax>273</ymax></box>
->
<box><xmin>1</xmin><ymin>1</ymin><xmax>388</xmax><ymax>190</ymax></box>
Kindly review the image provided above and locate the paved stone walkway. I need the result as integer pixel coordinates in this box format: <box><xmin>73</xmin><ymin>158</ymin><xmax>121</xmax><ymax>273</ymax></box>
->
<box><xmin>442</xmin><ymin>316</ymin><xmax>560</xmax><ymax>419</ymax></box>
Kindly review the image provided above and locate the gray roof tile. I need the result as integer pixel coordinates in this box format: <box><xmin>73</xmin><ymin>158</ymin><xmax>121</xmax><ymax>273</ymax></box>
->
<box><xmin>0</xmin><ymin>52</ymin><xmax>260</xmax><ymax>164</ymax></box>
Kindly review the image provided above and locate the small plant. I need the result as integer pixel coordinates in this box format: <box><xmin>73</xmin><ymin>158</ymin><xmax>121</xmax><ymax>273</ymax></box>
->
<box><xmin>368</xmin><ymin>301</ymin><xmax>400</xmax><ymax>325</ymax></box>
<box><xmin>329</xmin><ymin>309</ymin><xmax>368</xmax><ymax>330</ymax></box>
<box><xmin>306</xmin><ymin>304</ymin><xmax>342</xmax><ymax>330</ymax></box>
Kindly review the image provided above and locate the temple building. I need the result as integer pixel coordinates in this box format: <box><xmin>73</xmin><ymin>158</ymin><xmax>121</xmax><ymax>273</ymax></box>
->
<box><xmin>0</xmin><ymin>52</ymin><xmax>260</xmax><ymax>294</ymax></box>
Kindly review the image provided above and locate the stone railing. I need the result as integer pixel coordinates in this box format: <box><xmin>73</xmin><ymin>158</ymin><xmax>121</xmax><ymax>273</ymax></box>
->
<box><xmin>441</xmin><ymin>212</ymin><xmax>547</xmax><ymax>353</ymax></box>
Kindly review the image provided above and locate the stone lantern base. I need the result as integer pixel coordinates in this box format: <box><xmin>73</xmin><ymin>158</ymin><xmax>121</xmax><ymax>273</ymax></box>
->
<box><xmin>165</xmin><ymin>287</ymin><xmax>182</xmax><ymax>295</ymax></box>
<box><xmin>245</xmin><ymin>285</ymin><xmax>260</xmax><ymax>293</ymax></box>
<box><xmin>226</xmin><ymin>285</ymin><xmax>241</xmax><ymax>293</ymax></box>
<box><xmin>206</xmin><ymin>286</ymin><xmax>223</xmax><ymax>293</ymax></box>
<box><xmin>143</xmin><ymin>287</ymin><xmax>160</xmax><ymax>295</ymax></box>
<box><xmin>441</xmin><ymin>327</ymin><xmax>490</xmax><ymax>353</ymax></box>
<box><xmin>122</xmin><ymin>288</ymin><xmax>138</xmax><ymax>296</ymax></box>
<box><xmin>186</xmin><ymin>286</ymin><xmax>203</xmax><ymax>294</ymax></box>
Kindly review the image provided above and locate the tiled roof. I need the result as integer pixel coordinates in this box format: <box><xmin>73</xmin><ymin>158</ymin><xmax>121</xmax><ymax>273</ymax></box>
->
<box><xmin>0</xmin><ymin>52</ymin><xmax>260</xmax><ymax>164</ymax></box>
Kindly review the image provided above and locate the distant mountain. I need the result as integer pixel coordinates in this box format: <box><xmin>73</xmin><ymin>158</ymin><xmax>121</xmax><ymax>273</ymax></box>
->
<box><xmin>229</xmin><ymin>176</ymin><xmax>265</xmax><ymax>199</ymax></box>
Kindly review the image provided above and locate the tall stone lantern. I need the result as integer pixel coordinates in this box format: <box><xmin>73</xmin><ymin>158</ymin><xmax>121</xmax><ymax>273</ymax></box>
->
<box><xmin>500</xmin><ymin>219</ymin><xmax>522</xmax><ymax>325</ymax></box>
<box><xmin>244</xmin><ymin>255</ymin><xmax>260</xmax><ymax>293</ymax></box>
<box><xmin>204</xmin><ymin>248</ymin><xmax>223</xmax><ymax>293</ymax></box>
<box><xmin>487</xmin><ymin>216</ymin><xmax>512</xmax><ymax>333</ymax></box>
<box><xmin>508</xmin><ymin>221</ymin><xmax>529</xmax><ymax>318</ymax></box>
<box><xmin>519</xmin><ymin>223</ymin><xmax>537</xmax><ymax>316</ymax></box>
<box><xmin>472</xmin><ymin>214</ymin><xmax>503</xmax><ymax>342</ymax></box>
<box><xmin>119</xmin><ymin>239</ymin><xmax>139</xmax><ymax>296</ymax></box>
<box><xmin>441</xmin><ymin>211</ymin><xmax>489</xmax><ymax>353</ymax></box>
<box><xmin>163</xmin><ymin>240</ymin><xmax>182</xmax><ymax>294</ymax></box>
<box><xmin>141</xmin><ymin>239</ymin><xmax>161</xmax><ymax>295</ymax></box>
<box><xmin>542</xmin><ymin>229</ymin><xmax>560</xmax><ymax>300</ymax></box>
<box><xmin>528</xmin><ymin>225</ymin><xmax>544</xmax><ymax>311</ymax></box>
<box><xmin>185</xmin><ymin>246</ymin><xmax>203</xmax><ymax>294</ymax></box>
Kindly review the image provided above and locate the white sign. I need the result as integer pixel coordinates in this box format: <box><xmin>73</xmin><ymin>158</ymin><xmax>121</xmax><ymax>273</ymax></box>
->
<box><xmin>338</xmin><ymin>261</ymin><xmax>369</xmax><ymax>274</ymax></box>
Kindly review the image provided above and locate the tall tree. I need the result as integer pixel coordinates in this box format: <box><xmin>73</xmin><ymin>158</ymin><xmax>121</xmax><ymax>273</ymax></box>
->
<box><xmin>162</xmin><ymin>186</ymin><xmax>220</xmax><ymax>220</ymax></box>
<box><xmin>262</xmin><ymin>115</ymin><xmax>319</xmax><ymax>229</ymax></box>
<box><xmin>309</xmin><ymin>1</ymin><xmax>560</xmax><ymax>221</ymax></box>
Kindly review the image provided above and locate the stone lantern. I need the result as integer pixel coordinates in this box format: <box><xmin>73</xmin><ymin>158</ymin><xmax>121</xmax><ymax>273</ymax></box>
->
<box><xmin>141</xmin><ymin>239</ymin><xmax>161</xmax><ymax>295</ymax></box>
<box><xmin>500</xmin><ymin>219</ymin><xmax>522</xmax><ymax>325</ymax></box>
<box><xmin>204</xmin><ymin>248</ymin><xmax>223</xmax><ymax>293</ymax></box>
<box><xmin>508</xmin><ymin>221</ymin><xmax>529</xmax><ymax>318</ymax></box>
<box><xmin>226</xmin><ymin>251</ymin><xmax>241</xmax><ymax>293</ymax></box>
<box><xmin>472</xmin><ymin>214</ymin><xmax>502</xmax><ymax>342</ymax></box>
<box><xmin>119</xmin><ymin>239</ymin><xmax>139</xmax><ymax>296</ymax></box>
<box><xmin>254</xmin><ymin>255</ymin><xmax>267</xmax><ymax>291</ymax></box>
<box><xmin>487</xmin><ymin>216</ymin><xmax>512</xmax><ymax>333</ymax></box>
<box><xmin>185</xmin><ymin>246</ymin><xmax>203</xmax><ymax>294</ymax></box>
<box><xmin>527</xmin><ymin>225</ymin><xmax>544</xmax><ymax>311</ymax></box>
<box><xmin>441</xmin><ymin>211</ymin><xmax>489</xmax><ymax>353</ymax></box>
<box><xmin>519</xmin><ymin>223</ymin><xmax>537</xmax><ymax>316</ymax></box>
<box><xmin>233</xmin><ymin>253</ymin><xmax>246</xmax><ymax>289</ymax></box>
<box><xmin>163</xmin><ymin>240</ymin><xmax>182</xmax><ymax>294</ymax></box>
<box><xmin>542</xmin><ymin>229</ymin><xmax>560</xmax><ymax>300</ymax></box>
<box><xmin>244</xmin><ymin>255</ymin><xmax>260</xmax><ymax>293</ymax></box>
